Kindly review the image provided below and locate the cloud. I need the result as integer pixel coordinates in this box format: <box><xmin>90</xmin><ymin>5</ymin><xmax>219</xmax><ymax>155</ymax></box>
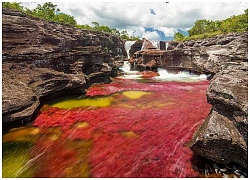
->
<box><xmin>21</xmin><ymin>2</ymin><xmax>248</xmax><ymax>41</ymax></box>
<box><xmin>142</xmin><ymin>31</ymin><xmax>160</xmax><ymax>40</ymax></box>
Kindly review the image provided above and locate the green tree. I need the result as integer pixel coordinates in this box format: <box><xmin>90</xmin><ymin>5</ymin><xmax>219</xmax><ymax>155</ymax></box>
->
<box><xmin>91</xmin><ymin>22</ymin><xmax>100</xmax><ymax>29</ymax></box>
<box><xmin>32</xmin><ymin>2</ymin><xmax>58</xmax><ymax>20</ymax></box>
<box><xmin>2</xmin><ymin>2</ymin><xmax>24</xmax><ymax>11</ymax></box>
<box><xmin>55</xmin><ymin>13</ymin><xmax>77</xmax><ymax>26</ymax></box>
<box><xmin>174</xmin><ymin>32</ymin><xmax>185</xmax><ymax>41</ymax></box>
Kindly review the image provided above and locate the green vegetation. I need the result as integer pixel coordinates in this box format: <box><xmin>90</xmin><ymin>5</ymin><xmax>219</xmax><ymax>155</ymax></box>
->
<box><xmin>174</xmin><ymin>9</ymin><xmax>248</xmax><ymax>41</ymax></box>
<box><xmin>2</xmin><ymin>2</ymin><xmax>140</xmax><ymax>41</ymax></box>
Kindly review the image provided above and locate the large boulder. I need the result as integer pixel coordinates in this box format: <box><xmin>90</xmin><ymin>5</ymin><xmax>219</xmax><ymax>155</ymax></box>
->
<box><xmin>188</xmin><ymin>62</ymin><xmax>248</xmax><ymax>169</ymax></box>
<box><xmin>2</xmin><ymin>8</ymin><xmax>126</xmax><ymax>129</ymax></box>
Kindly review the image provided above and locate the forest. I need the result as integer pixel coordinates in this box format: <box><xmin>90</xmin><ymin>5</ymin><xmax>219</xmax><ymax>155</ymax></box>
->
<box><xmin>174</xmin><ymin>9</ymin><xmax>248</xmax><ymax>41</ymax></box>
<box><xmin>2</xmin><ymin>2</ymin><xmax>248</xmax><ymax>42</ymax></box>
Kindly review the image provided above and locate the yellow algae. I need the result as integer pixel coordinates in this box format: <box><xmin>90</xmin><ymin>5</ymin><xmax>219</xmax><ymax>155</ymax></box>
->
<box><xmin>50</xmin><ymin>96</ymin><xmax>114</xmax><ymax>109</ymax></box>
<box><xmin>75</xmin><ymin>122</ymin><xmax>89</xmax><ymax>128</ymax></box>
<box><xmin>120</xmin><ymin>131</ymin><xmax>137</xmax><ymax>138</ymax></box>
<box><xmin>3</xmin><ymin>127</ymin><xmax>40</xmax><ymax>143</ymax></box>
<box><xmin>122</xmin><ymin>91</ymin><xmax>151</xmax><ymax>99</ymax></box>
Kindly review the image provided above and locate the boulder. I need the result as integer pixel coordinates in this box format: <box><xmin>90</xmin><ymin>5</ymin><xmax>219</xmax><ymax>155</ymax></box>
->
<box><xmin>188</xmin><ymin>62</ymin><xmax>248</xmax><ymax>169</ymax></box>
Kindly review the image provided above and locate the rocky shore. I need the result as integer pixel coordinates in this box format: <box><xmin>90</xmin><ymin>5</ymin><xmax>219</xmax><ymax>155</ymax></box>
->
<box><xmin>169</xmin><ymin>34</ymin><xmax>248</xmax><ymax>169</ymax></box>
<box><xmin>2</xmin><ymin>9</ymin><xmax>248</xmax><ymax>170</ymax></box>
<box><xmin>2</xmin><ymin>8</ymin><xmax>126</xmax><ymax>128</ymax></box>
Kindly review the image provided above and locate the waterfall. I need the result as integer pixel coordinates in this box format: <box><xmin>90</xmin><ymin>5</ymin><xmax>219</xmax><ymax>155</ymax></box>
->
<box><xmin>124</xmin><ymin>41</ymin><xmax>136</xmax><ymax>58</ymax></box>
<box><xmin>119</xmin><ymin>61</ymin><xmax>131</xmax><ymax>72</ymax></box>
<box><xmin>155</xmin><ymin>68</ymin><xmax>208</xmax><ymax>82</ymax></box>
<box><xmin>166</xmin><ymin>42</ymin><xmax>169</xmax><ymax>50</ymax></box>
<box><xmin>151</xmin><ymin>40</ymin><xmax>160</xmax><ymax>49</ymax></box>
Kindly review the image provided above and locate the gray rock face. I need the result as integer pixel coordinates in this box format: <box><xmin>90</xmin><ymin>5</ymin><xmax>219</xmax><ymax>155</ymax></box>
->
<box><xmin>128</xmin><ymin>32</ymin><xmax>247</xmax><ymax>73</ymax></box>
<box><xmin>189</xmin><ymin>61</ymin><xmax>248</xmax><ymax>169</ymax></box>
<box><xmin>165</xmin><ymin>34</ymin><xmax>248</xmax><ymax>169</ymax></box>
<box><xmin>191</xmin><ymin>33</ymin><xmax>248</xmax><ymax>74</ymax></box>
<box><xmin>2</xmin><ymin>8</ymin><xmax>126</xmax><ymax>128</ymax></box>
<box><xmin>2</xmin><ymin>63</ymin><xmax>86</xmax><ymax>128</ymax></box>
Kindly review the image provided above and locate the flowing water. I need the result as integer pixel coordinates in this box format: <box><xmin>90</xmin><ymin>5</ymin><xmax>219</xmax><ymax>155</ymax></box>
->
<box><xmin>3</xmin><ymin>69</ymin><xmax>216</xmax><ymax>178</ymax></box>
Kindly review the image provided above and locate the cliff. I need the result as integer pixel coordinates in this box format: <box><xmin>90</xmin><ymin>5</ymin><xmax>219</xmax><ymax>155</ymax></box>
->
<box><xmin>2</xmin><ymin>8</ymin><xmax>126</xmax><ymax>129</ymax></box>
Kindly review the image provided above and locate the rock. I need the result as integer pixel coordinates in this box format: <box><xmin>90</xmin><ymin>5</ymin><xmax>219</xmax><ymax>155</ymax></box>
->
<box><xmin>2</xmin><ymin>63</ymin><xmax>86</xmax><ymax>128</ymax></box>
<box><xmin>189</xmin><ymin>62</ymin><xmax>248</xmax><ymax>169</ymax></box>
<box><xmin>189</xmin><ymin>109</ymin><xmax>247</xmax><ymax>169</ymax></box>
<box><xmin>2</xmin><ymin>8</ymin><xmax>126</xmax><ymax>129</ymax></box>
<box><xmin>191</xmin><ymin>32</ymin><xmax>248</xmax><ymax>73</ymax></box>
<box><xmin>138</xmin><ymin>71</ymin><xmax>160</xmax><ymax>78</ymax></box>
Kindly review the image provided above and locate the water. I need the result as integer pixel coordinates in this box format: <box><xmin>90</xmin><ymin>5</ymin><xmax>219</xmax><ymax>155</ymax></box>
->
<box><xmin>154</xmin><ymin>68</ymin><xmax>208</xmax><ymax>82</ymax></box>
<box><xmin>3</xmin><ymin>73</ymin><xmax>215</xmax><ymax>178</ymax></box>
<box><xmin>124</xmin><ymin>41</ymin><xmax>136</xmax><ymax>58</ymax></box>
<box><xmin>119</xmin><ymin>61</ymin><xmax>140</xmax><ymax>76</ymax></box>
<box><xmin>3</xmin><ymin>74</ymin><xmax>246</xmax><ymax>177</ymax></box>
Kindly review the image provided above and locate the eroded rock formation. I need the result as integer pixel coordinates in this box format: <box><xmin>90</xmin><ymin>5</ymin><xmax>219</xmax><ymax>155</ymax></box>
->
<box><xmin>189</xmin><ymin>61</ymin><xmax>248</xmax><ymax>169</ymax></box>
<box><xmin>2</xmin><ymin>8</ymin><xmax>126</xmax><ymax>128</ymax></box>
<box><xmin>129</xmin><ymin>33</ymin><xmax>247</xmax><ymax>74</ymax></box>
<box><xmin>167</xmin><ymin>34</ymin><xmax>248</xmax><ymax>169</ymax></box>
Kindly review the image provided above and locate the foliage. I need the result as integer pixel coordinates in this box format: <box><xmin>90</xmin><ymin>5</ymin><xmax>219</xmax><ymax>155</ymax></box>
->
<box><xmin>175</xmin><ymin>9</ymin><xmax>248</xmax><ymax>41</ymax></box>
<box><xmin>2</xmin><ymin>2</ymin><xmax>24</xmax><ymax>11</ymax></box>
<box><xmin>24</xmin><ymin>2</ymin><xmax>77</xmax><ymax>26</ymax></box>
<box><xmin>2</xmin><ymin>2</ymin><xmax>139</xmax><ymax>41</ymax></box>
<box><xmin>174</xmin><ymin>32</ymin><xmax>186</xmax><ymax>41</ymax></box>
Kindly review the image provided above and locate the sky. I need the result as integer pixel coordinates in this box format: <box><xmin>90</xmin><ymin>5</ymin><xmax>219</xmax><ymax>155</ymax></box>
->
<box><xmin>21</xmin><ymin>1</ymin><xmax>248</xmax><ymax>41</ymax></box>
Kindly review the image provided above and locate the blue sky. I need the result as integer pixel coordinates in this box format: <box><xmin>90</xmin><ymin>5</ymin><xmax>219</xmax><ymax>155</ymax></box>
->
<box><xmin>21</xmin><ymin>1</ymin><xmax>248</xmax><ymax>41</ymax></box>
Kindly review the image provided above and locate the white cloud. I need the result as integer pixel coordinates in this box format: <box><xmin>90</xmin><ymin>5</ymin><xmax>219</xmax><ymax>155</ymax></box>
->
<box><xmin>21</xmin><ymin>2</ymin><xmax>248</xmax><ymax>40</ymax></box>
<box><xmin>156</xmin><ymin>27</ymin><xmax>176</xmax><ymax>37</ymax></box>
<box><xmin>142</xmin><ymin>31</ymin><xmax>160</xmax><ymax>40</ymax></box>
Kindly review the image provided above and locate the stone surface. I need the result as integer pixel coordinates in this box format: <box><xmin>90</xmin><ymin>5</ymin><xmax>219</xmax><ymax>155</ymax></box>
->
<box><xmin>189</xmin><ymin>62</ymin><xmax>248</xmax><ymax>169</ymax></box>
<box><xmin>2</xmin><ymin>8</ymin><xmax>126</xmax><ymax>128</ymax></box>
<box><xmin>2</xmin><ymin>63</ymin><xmax>86</xmax><ymax>128</ymax></box>
<box><xmin>129</xmin><ymin>32</ymin><xmax>248</xmax><ymax>74</ymax></box>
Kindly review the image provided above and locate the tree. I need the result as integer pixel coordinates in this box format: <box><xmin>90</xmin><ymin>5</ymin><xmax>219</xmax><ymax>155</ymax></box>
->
<box><xmin>91</xmin><ymin>22</ymin><xmax>100</xmax><ymax>28</ymax></box>
<box><xmin>174</xmin><ymin>32</ymin><xmax>185</xmax><ymax>41</ymax></box>
<box><xmin>32</xmin><ymin>2</ymin><xmax>59</xmax><ymax>20</ymax></box>
<box><xmin>55</xmin><ymin>13</ymin><xmax>77</xmax><ymax>26</ymax></box>
<box><xmin>2</xmin><ymin>2</ymin><xmax>24</xmax><ymax>11</ymax></box>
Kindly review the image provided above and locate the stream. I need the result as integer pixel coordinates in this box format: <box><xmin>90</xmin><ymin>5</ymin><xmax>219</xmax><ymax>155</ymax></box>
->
<box><xmin>3</xmin><ymin>70</ymin><xmax>244</xmax><ymax>178</ymax></box>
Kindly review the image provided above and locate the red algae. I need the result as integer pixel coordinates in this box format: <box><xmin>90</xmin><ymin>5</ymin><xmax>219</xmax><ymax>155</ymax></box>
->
<box><xmin>32</xmin><ymin>78</ymin><xmax>211</xmax><ymax>178</ymax></box>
